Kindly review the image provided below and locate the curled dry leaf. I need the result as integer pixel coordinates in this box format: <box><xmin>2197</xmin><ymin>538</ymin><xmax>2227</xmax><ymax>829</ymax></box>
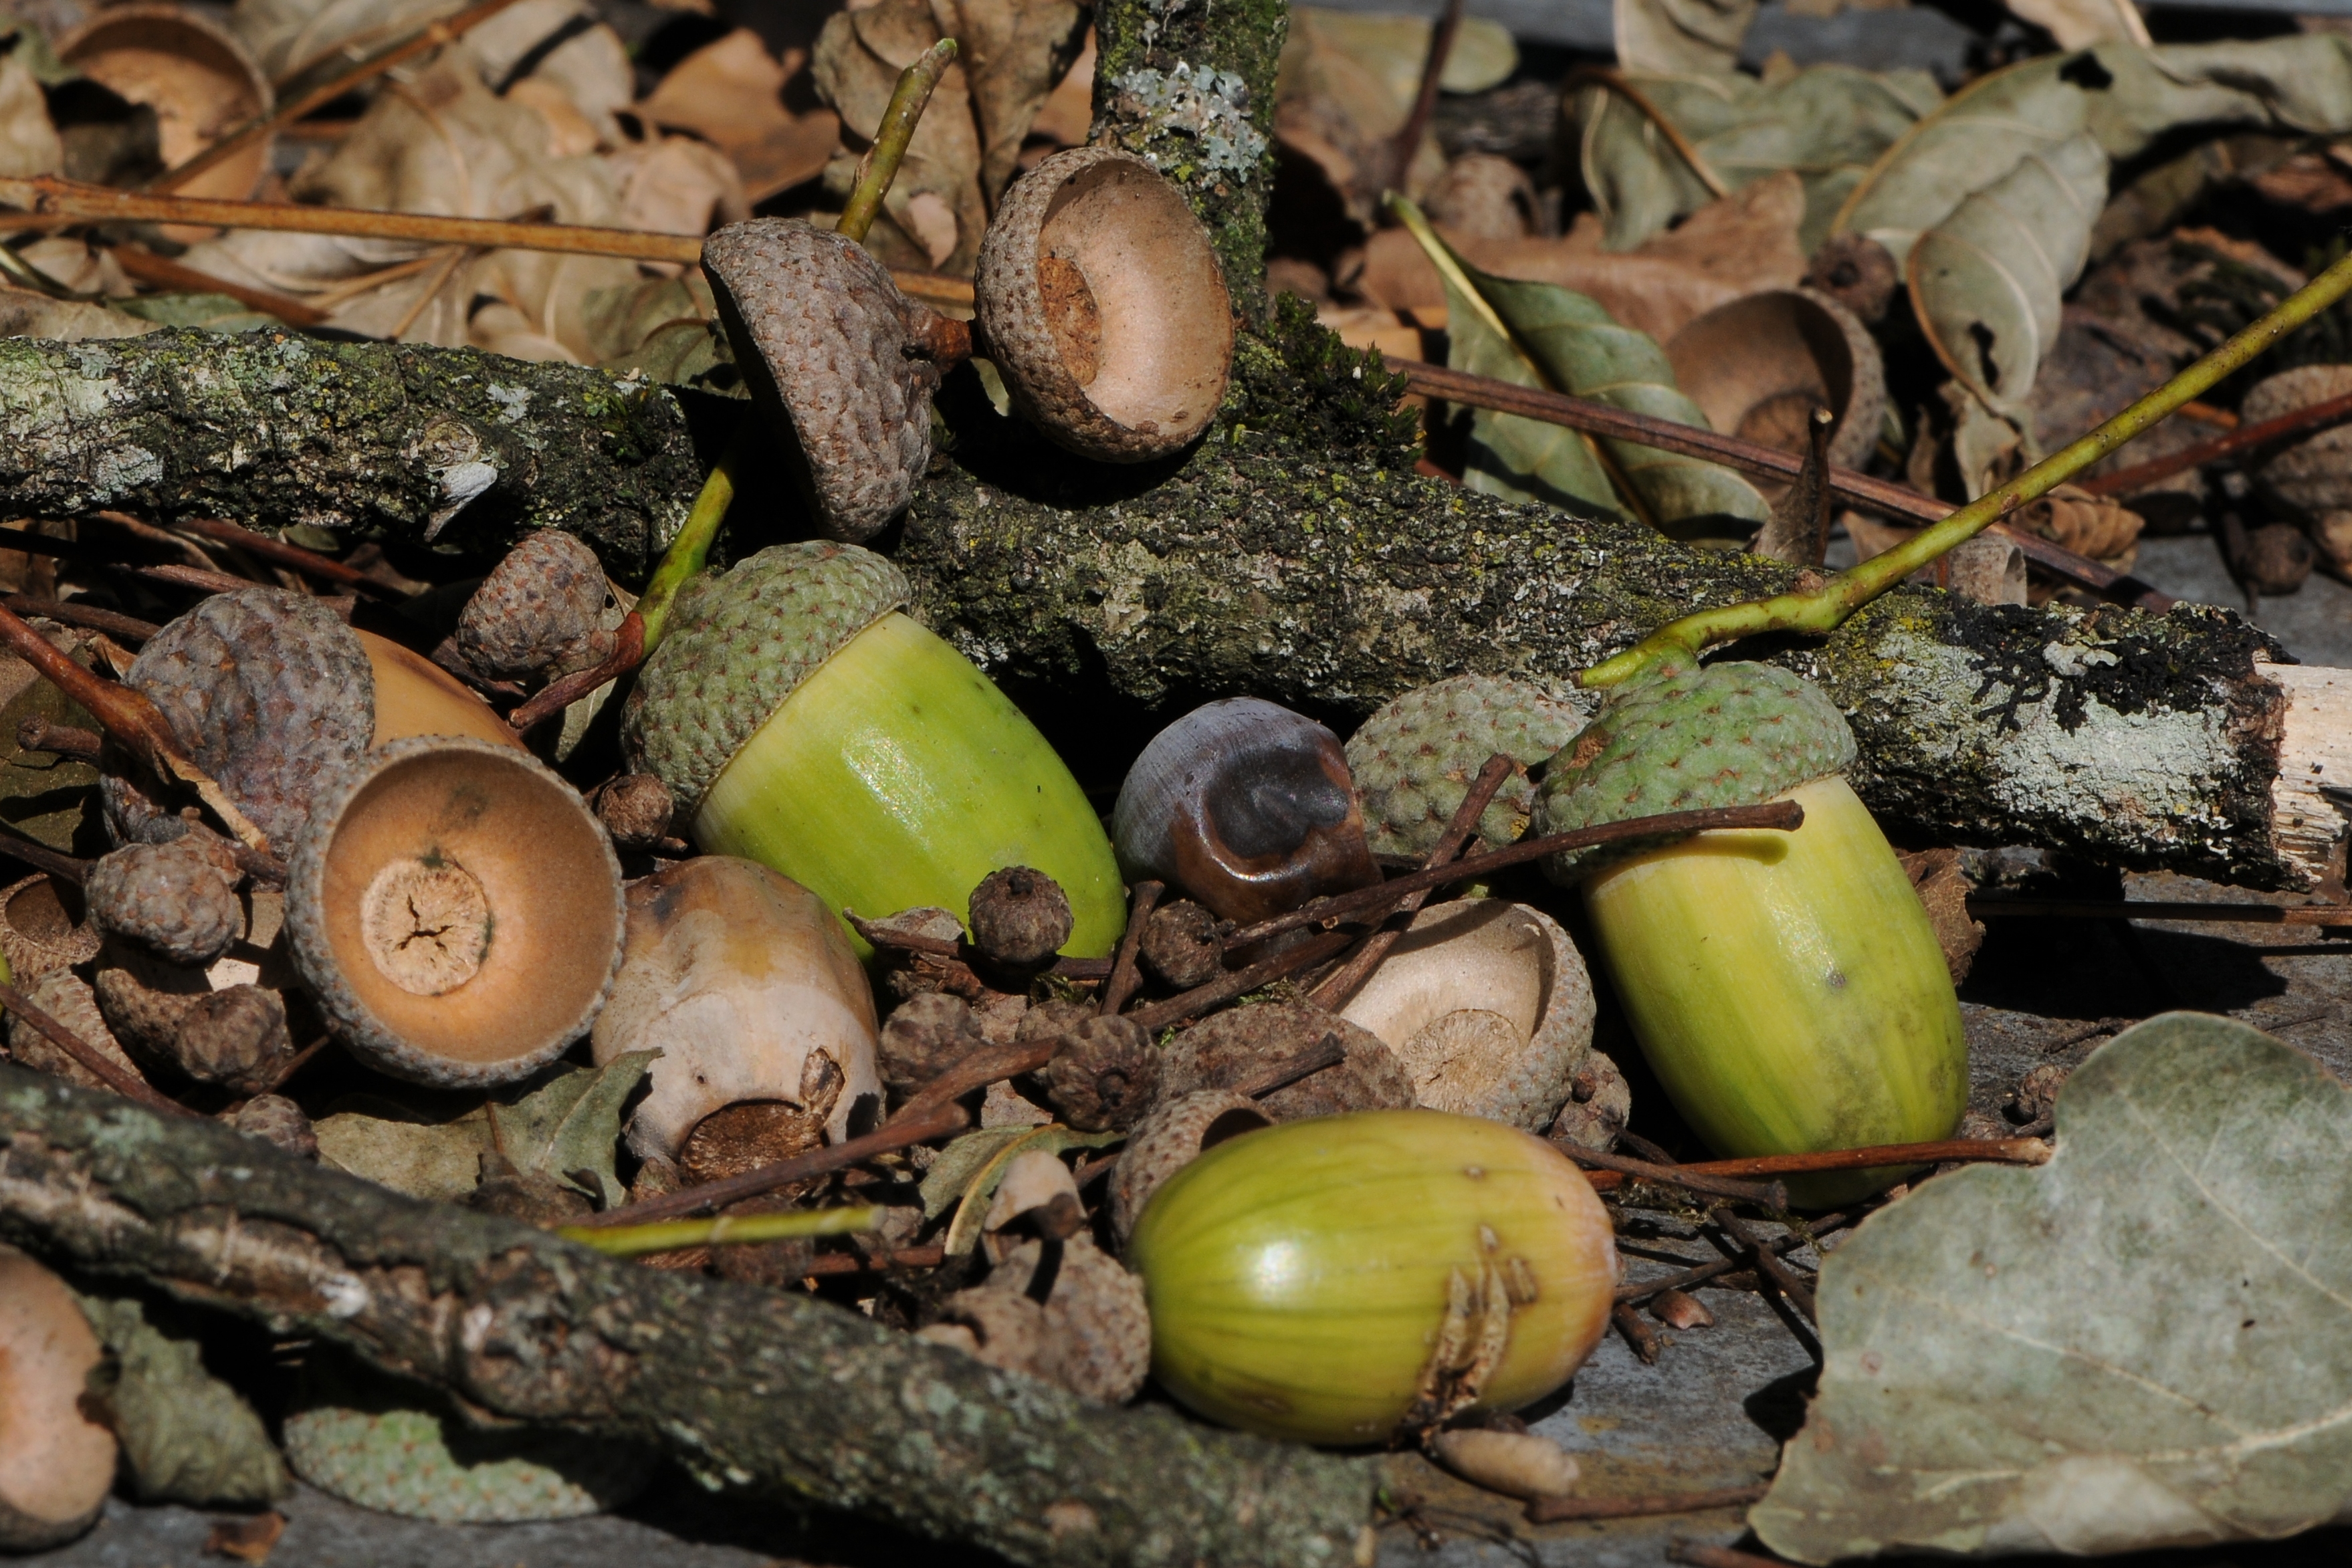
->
<box><xmin>1754</xmin><ymin>1013</ymin><xmax>2352</xmax><ymax>1561</ymax></box>
<box><xmin>637</xmin><ymin>29</ymin><xmax>839</xmax><ymax>204</ymax></box>
<box><xmin>1614</xmin><ymin>0</ymin><xmax>1759</xmax><ymax>76</ymax></box>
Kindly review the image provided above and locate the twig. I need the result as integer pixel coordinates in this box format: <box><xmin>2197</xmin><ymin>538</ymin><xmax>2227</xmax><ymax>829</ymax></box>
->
<box><xmin>170</xmin><ymin>518</ymin><xmax>381</xmax><ymax>594</ymax></box>
<box><xmin>17</xmin><ymin>716</ymin><xmax>101</xmax><ymax>763</ymax></box>
<box><xmin>1554</xmin><ymin>1145</ymin><xmax>1788</xmax><ymax>1209</ymax></box>
<box><xmin>0</xmin><ymin>600</ymin><xmax>270</xmax><ymax>852</ymax></box>
<box><xmin>1097</xmin><ymin>880</ymin><xmax>1161</xmax><ymax>1016</ymax></box>
<box><xmin>1580</xmin><ymin>1136</ymin><xmax>2049</xmax><ymax>1194</ymax></box>
<box><xmin>1710</xmin><ymin>1205</ymin><xmax>1816</xmax><ymax>1324</ymax></box>
<box><xmin>1390</xmin><ymin>0</ymin><xmax>1469</xmax><ymax>191</ymax></box>
<box><xmin>1392</xmin><ymin>359</ymin><xmax>2169</xmax><ymax>610</ymax></box>
<box><xmin>1610</xmin><ymin>1301</ymin><xmax>1662</xmax><ymax>1365</ymax></box>
<box><xmin>4</xmin><ymin>597</ymin><xmax>158</xmax><ymax>643</ymax></box>
<box><xmin>0</xmin><ymin>978</ymin><xmax>189</xmax><ymax>1116</ymax></box>
<box><xmin>567</xmin><ymin>1101</ymin><xmax>968</xmax><ymax>1230</ymax></box>
<box><xmin>506</xmin><ymin>612</ymin><xmax>643</xmax><ymax>732</ymax></box>
<box><xmin>1224</xmin><ymin>800</ymin><xmax>1804</xmax><ymax>952</ymax></box>
<box><xmin>839</xmin><ymin>39</ymin><xmax>960</xmax><ymax>246</ymax></box>
<box><xmin>1969</xmin><ymin>897</ymin><xmax>2352</xmax><ymax>927</ymax></box>
<box><xmin>2078</xmin><ymin>388</ymin><xmax>2352</xmax><ymax>496</ymax></box>
<box><xmin>1564</xmin><ymin>68</ymin><xmax>1729</xmax><ymax>198</ymax></box>
<box><xmin>1311</xmin><ymin>753</ymin><xmax>1512</xmax><ymax>1009</ymax></box>
<box><xmin>843</xmin><ymin>912</ymin><xmax>1113</xmax><ymax>980</ymax></box>
<box><xmin>1527</xmin><ymin>1484</ymin><xmax>1767</xmax><ymax>1523</ymax></box>
<box><xmin>1123</xmin><ymin>930</ymin><xmax>1358</xmax><ymax>1034</ymax></box>
<box><xmin>383</xmin><ymin>244</ymin><xmax>472</xmax><ymax>343</ymax></box>
<box><xmin>148</xmin><ymin>0</ymin><xmax>535</xmax><ymax>195</ymax></box>
<box><xmin>806</xmin><ymin>1244</ymin><xmax>948</xmax><ymax>1276</ymax></box>
<box><xmin>1231</xmin><ymin>1032</ymin><xmax>1348</xmax><ymax>1099</ymax></box>
<box><xmin>259</xmin><ymin>1034</ymin><xmax>329</xmax><ymax>1095</ymax></box>
<box><xmin>1613</xmin><ymin>1213</ymin><xmax>1855</xmax><ymax>1304</ymax></box>
<box><xmin>1579</xmin><ymin>241</ymin><xmax>2352</xmax><ymax>689</ymax></box>
<box><xmin>0</xmin><ymin>820</ymin><xmax>89</xmax><ymax>883</ymax></box>
<box><xmin>562</xmin><ymin>1204</ymin><xmax>886</xmax><ymax>1259</ymax></box>
<box><xmin>106</xmin><ymin>246</ymin><xmax>326</xmax><ymax>327</ymax></box>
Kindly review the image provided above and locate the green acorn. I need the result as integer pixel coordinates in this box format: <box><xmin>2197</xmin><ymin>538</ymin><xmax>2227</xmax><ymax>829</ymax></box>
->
<box><xmin>1534</xmin><ymin>656</ymin><xmax>1965</xmax><ymax>1205</ymax></box>
<box><xmin>623</xmin><ymin>542</ymin><xmax>1126</xmax><ymax>958</ymax></box>
<box><xmin>1346</xmin><ymin>675</ymin><xmax>1594</xmax><ymax>858</ymax></box>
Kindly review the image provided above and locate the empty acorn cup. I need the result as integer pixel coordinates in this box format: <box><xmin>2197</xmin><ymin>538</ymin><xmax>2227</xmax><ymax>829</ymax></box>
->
<box><xmin>286</xmin><ymin>737</ymin><xmax>625</xmax><ymax>1088</ymax></box>
<box><xmin>975</xmin><ymin>146</ymin><xmax>1234</xmax><ymax>463</ymax></box>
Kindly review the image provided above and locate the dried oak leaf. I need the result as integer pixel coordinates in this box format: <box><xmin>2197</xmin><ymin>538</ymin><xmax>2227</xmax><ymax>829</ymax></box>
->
<box><xmin>1753</xmin><ymin>1013</ymin><xmax>2352</xmax><ymax>1562</ymax></box>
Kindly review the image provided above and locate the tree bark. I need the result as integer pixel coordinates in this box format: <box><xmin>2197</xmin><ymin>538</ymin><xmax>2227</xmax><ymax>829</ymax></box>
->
<box><xmin>1089</xmin><ymin>0</ymin><xmax>1285</xmax><ymax>310</ymax></box>
<box><xmin>0</xmin><ymin>328</ymin><xmax>699</xmax><ymax>575</ymax></box>
<box><xmin>0</xmin><ymin>1065</ymin><xmax>1376</xmax><ymax>1568</ymax></box>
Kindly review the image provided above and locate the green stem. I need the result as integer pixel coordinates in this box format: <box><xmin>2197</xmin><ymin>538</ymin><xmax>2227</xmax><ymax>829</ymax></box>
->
<box><xmin>837</xmin><ymin>38</ymin><xmax>960</xmax><ymax>247</ymax></box>
<box><xmin>561</xmin><ymin>1203</ymin><xmax>885</xmax><ymax>1260</ymax></box>
<box><xmin>1578</xmin><ymin>244</ymin><xmax>2352</xmax><ymax>689</ymax></box>
<box><xmin>642</xmin><ymin>38</ymin><xmax>958</xmax><ymax>645</ymax></box>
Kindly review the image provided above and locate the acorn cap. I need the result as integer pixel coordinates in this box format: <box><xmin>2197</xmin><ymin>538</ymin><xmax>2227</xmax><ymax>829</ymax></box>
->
<box><xmin>622</xmin><ymin>542</ymin><xmax>909</xmax><ymax>814</ymax></box>
<box><xmin>701</xmin><ymin>220</ymin><xmax>938</xmax><ymax>542</ymax></box>
<box><xmin>84</xmin><ymin>837</ymin><xmax>242</xmax><ymax>966</ymax></box>
<box><xmin>975</xmin><ymin>146</ymin><xmax>1233</xmax><ymax>463</ymax></box>
<box><xmin>1346</xmin><ymin>675</ymin><xmax>1596</xmax><ymax>859</ymax></box>
<box><xmin>1533</xmin><ymin>658</ymin><xmax>1855</xmax><ymax>881</ymax></box>
<box><xmin>455</xmin><ymin>530</ymin><xmax>614</xmax><ymax>681</ymax></box>
<box><xmin>286</xmin><ymin>736</ymin><xmax>626</xmax><ymax>1089</ymax></box>
<box><xmin>103</xmin><ymin>587</ymin><xmax>373</xmax><ymax>849</ymax></box>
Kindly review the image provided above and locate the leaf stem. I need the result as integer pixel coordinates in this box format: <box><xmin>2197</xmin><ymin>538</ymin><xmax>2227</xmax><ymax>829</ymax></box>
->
<box><xmin>837</xmin><ymin>38</ymin><xmax>959</xmax><ymax>247</ymax></box>
<box><xmin>1578</xmin><ymin>243</ymin><xmax>2352</xmax><ymax>689</ymax></box>
<box><xmin>562</xmin><ymin>1204</ymin><xmax>885</xmax><ymax>1259</ymax></box>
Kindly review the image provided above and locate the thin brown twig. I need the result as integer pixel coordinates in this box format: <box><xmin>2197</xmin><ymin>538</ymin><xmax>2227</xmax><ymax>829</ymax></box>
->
<box><xmin>1580</xmin><ymin>1136</ymin><xmax>2049</xmax><ymax>1194</ymax></box>
<box><xmin>1613</xmin><ymin>1212</ymin><xmax>1855</xmax><ymax>1304</ymax></box>
<box><xmin>106</xmin><ymin>245</ymin><xmax>327</xmax><ymax>326</ymax></box>
<box><xmin>1124</xmin><ymin>929</ymin><xmax>1360</xmax><ymax>1034</ymax></box>
<box><xmin>1555</xmin><ymin>1145</ymin><xmax>1789</xmax><ymax>1208</ymax></box>
<box><xmin>1564</xmin><ymin>68</ymin><xmax>1729</xmax><ymax>199</ymax></box>
<box><xmin>1711</xmin><ymin>1204</ymin><xmax>1817</xmax><ymax>1325</ymax></box>
<box><xmin>260</xmin><ymin>1035</ymin><xmax>331</xmax><ymax>1096</ymax></box>
<box><xmin>1392</xmin><ymin>358</ymin><xmax>2172</xmax><ymax>610</ymax></box>
<box><xmin>3</xmin><ymin>596</ymin><xmax>158</xmax><ymax>643</ymax></box>
<box><xmin>1311</xmin><ymin>753</ymin><xmax>1513</xmax><ymax>1010</ymax></box>
<box><xmin>383</xmin><ymin>244</ymin><xmax>473</xmax><ymax>344</ymax></box>
<box><xmin>1097</xmin><ymin>880</ymin><xmax>1162</xmax><ymax>1017</ymax></box>
<box><xmin>17</xmin><ymin>716</ymin><xmax>101</xmax><ymax>763</ymax></box>
<box><xmin>0</xmin><ymin>978</ymin><xmax>189</xmax><ymax>1115</ymax></box>
<box><xmin>2078</xmin><ymin>386</ymin><xmax>2352</xmax><ymax>497</ymax></box>
<box><xmin>1231</xmin><ymin>1032</ymin><xmax>1348</xmax><ymax>1099</ymax></box>
<box><xmin>805</xmin><ymin>1244</ymin><xmax>948</xmax><ymax>1276</ymax></box>
<box><xmin>171</xmin><ymin>519</ymin><xmax>380</xmax><ymax>594</ymax></box>
<box><xmin>148</xmin><ymin>0</ymin><xmax>535</xmax><ymax>195</ymax></box>
<box><xmin>1527</xmin><ymin>1485</ymin><xmax>1768</xmax><ymax>1524</ymax></box>
<box><xmin>843</xmin><ymin>912</ymin><xmax>1114</xmax><ymax>981</ymax></box>
<box><xmin>0</xmin><ymin>820</ymin><xmax>89</xmax><ymax>883</ymax></box>
<box><xmin>1390</xmin><ymin>0</ymin><xmax>1469</xmax><ymax>191</ymax></box>
<box><xmin>505</xmin><ymin>612</ymin><xmax>645</xmax><ymax>732</ymax></box>
<box><xmin>568</xmin><ymin>1101</ymin><xmax>970</xmax><ymax>1230</ymax></box>
<box><xmin>0</xmin><ymin>600</ymin><xmax>269</xmax><ymax>852</ymax></box>
<box><xmin>1610</xmin><ymin>1301</ymin><xmax>1662</xmax><ymax>1364</ymax></box>
<box><xmin>1224</xmin><ymin>800</ymin><xmax>1805</xmax><ymax>953</ymax></box>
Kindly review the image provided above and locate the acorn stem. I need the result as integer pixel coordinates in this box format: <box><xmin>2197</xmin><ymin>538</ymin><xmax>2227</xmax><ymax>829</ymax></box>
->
<box><xmin>561</xmin><ymin>1204</ymin><xmax>886</xmax><ymax>1258</ymax></box>
<box><xmin>1580</xmin><ymin>242</ymin><xmax>2352</xmax><ymax>690</ymax></box>
<box><xmin>837</xmin><ymin>38</ymin><xmax>960</xmax><ymax>247</ymax></box>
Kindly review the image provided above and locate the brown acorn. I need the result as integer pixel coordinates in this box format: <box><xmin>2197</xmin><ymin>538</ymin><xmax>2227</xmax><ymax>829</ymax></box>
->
<box><xmin>226</xmin><ymin>1093</ymin><xmax>318</xmax><ymax>1160</ymax></box>
<box><xmin>455</xmin><ymin>530</ymin><xmax>616</xmax><ymax>681</ymax></box>
<box><xmin>1044</xmin><ymin>1014</ymin><xmax>1161</xmax><ymax>1131</ymax></box>
<box><xmin>968</xmin><ymin>865</ymin><xmax>1073</xmax><ymax>970</ymax></box>
<box><xmin>877</xmin><ymin>991</ymin><xmax>986</xmax><ymax>1097</ymax></box>
<box><xmin>84</xmin><ymin>836</ymin><xmax>242</xmax><ymax>967</ymax></box>
<box><xmin>172</xmin><ymin>984</ymin><xmax>295</xmax><ymax>1095</ymax></box>
<box><xmin>591</xmin><ymin>774</ymin><xmax>676</xmax><ymax>852</ymax></box>
<box><xmin>1138</xmin><ymin>899</ymin><xmax>1226</xmax><ymax>989</ymax></box>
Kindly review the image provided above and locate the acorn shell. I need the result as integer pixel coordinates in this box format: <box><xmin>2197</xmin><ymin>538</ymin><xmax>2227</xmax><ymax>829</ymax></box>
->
<box><xmin>975</xmin><ymin>147</ymin><xmax>1233</xmax><ymax>463</ymax></box>
<box><xmin>702</xmin><ymin>220</ymin><xmax>938</xmax><ymax>542</ymax></box>
<box><xmin>286</xmin><ymin>737</ymin><xmax>625</xmax><ymax>1089</ymax></box>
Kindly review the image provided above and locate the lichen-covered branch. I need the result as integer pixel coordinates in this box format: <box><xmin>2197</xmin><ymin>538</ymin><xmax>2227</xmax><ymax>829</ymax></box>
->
<box><xmin>900</xmin><ymin>326</ymin><xmax>2315</xmax><ymax>890</ymax></box>
<box><xmin>0</xmin><ymin>328</ymin><xmax>698</xmax><ymax>574</ymax></box>
<box><xmin>1090</xmin><ymin>0</ymin><xmax>1285</xmax><ymax>308</ymax></box>
<box><xmin>0</xmin><ymin>1067</ymin><xmax>1375</xmax><ymax>1568</ymax></box>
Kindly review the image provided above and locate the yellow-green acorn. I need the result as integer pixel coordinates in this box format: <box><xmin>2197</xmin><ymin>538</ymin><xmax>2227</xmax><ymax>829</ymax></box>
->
<box><xmin>1533</xmin><ymin>657</ymin><xmax>1965</xmax><ymax>1204</ymax></box>
<box><xmin>622</xmin><ymin>542</ymin><xmax>1126</xmax><ymax>957</ymax></box>
<box><xmin>1126</xmin><ymin>1109</ymin><xmax>1618</xmax><ymax>1446</ymax></box>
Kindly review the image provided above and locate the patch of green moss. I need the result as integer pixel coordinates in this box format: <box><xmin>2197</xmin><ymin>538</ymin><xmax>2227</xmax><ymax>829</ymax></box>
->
<box><xmin>1222</xmin><ymin>296</ymin><xmax>1419</xmax><ymax>461</ymax></box>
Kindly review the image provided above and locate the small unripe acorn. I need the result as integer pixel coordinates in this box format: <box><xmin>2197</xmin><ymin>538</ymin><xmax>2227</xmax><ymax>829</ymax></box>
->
<box><xmin>877</xmin><ymin>991</ymin><xmax>984</xmax><ymax>1097</ymax></box>
<box><xmin>84</xmin><ymin>837</ymin><xmax>242</xmax><ymax>966</ymax></box>
<box><xmin>968</xmin><ymin>865</ymin><xmax>1072</xmax><ymax>969</ymax></box>
<box><xmin>1534</xmin><ymin>656</ymin><xmax>1966</xmax><ymax>1204</ymax></box>
<box><xmin>1138</xmin><ymin>899</ymin><xmax>1225</xmax><ymax>989</ymax></box>
<box><xmin>591</xmin><ymin>773</ymin><xmax>677</xmax><ymax>851</ymax></box>
<box><xmin>1045</xmin><ymin>1013</ymin><xmax>1160</xmax><ymax>1131</ymax></box>
<box><xmin>456</xmin><ymin>530</ymin><xmax>615</xmax><ymax>681</ymax></box>
<box><xmin>623</xmin><ymin>542</ymin><xmax>1126</xmax><ymax>958</ymax></box>
<box><xmin>1126</xmin><ymin>1109</ymin><xmax>1618</xmax><ymax>1445</ymax></box>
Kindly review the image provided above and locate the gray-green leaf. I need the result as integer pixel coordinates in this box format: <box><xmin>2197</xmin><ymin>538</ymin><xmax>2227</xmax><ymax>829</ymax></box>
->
<box><xmin>74</xmin><ymin>1289</ymin><xmax>290</xmax><ymax>1508</ymax></box>
<box><xmin>1752</xmin><ymin>1012</ymin><xmax>2352</xmax><ymax>1561</ymax></box>
<box><xmin>1400</xmin><ymin>201</ymin><xmax>1770</xmax><ymax>530</ymax></box>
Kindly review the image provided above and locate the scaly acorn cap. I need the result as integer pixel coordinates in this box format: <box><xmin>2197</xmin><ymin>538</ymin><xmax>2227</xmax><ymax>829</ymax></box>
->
<box><xmin>1533</xmin><ymin>657</ymin><xmax>1855</xmax><ymax>881</ymax></box>
<box><xmin>701</xmin><ymin>220</ymin><xmax>938</xmax><ymax>542</ymax></box>
<box><xmin>1346</xmin><ymin>675</ymin><xmax>1595</xmax><ymax>859</ymax></box>
<box><xmin>622</xmin><ymin>542</ymin><xmax>909</xmax><ymax>813</ymax></box>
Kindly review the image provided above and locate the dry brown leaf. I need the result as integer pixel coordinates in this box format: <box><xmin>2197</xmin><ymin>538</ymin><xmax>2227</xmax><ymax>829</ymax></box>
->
<box><xmin>638</xmin><ymin>30</ymin><xmax>841</xmax><ymax>203</ymax></box>
<box><xmin>941</xmin><ymin>0</ymin><xmax>1087</xmax><ymax>201</ymax></box>
<box><xmin>0</xmin><ymin>51</ymin><xmax>64</xmax><ymax>179</ymax></box>
<box><xmin>813</xmin><ymin>0</ymin><xmax>987</xmax><ymax>273</ymax></box>
<box><xmin>1354</xmin><ymin>173</ymin><xmax>1805</xmax><ymax>342</ymax></box>
<box><xmin>231</xmin><ymin>0</ymin><xmax>453</xmax><ymax>84</ymax></box>
<box><xmin>2012</xmin><ymin>484</ymin><xmax>2143</xmax><ymax>564</ymax></box>
<box><xmin>1316</xmin><ymin>303</ymin><xmax>1432</xmax><ymax>368</ymax></box>
<box><xmin>2002</xmin><ymin>0</ymin><xmax>2149</xmax><ymax>49</ymax></box>
<box><xmin>1028</xmin><ymin>27</ymin><xmax>1094</xmax><ymax>148</ymax></box>
<box><xmin>607</xmin><ymin>134</ymin><xmax>748</xmax><ymax>245</ymax></box>
<box><xmin>469</xmin><ymin>3</ymin><xmax>634</xmax><ymax>147</ymax></box>
<box><xmin>508</xmin><ymin>76</ymin><xmax>601</xmax><ymax>157</ymax></box>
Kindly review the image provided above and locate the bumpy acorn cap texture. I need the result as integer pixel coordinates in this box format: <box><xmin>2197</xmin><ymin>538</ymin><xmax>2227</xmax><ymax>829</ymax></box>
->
<box><xmin>1346</xmin><ymin>675</ymin><xmax>1596</xmax><ymax>859</ymax></box>
<box><xmin>84</xmin><ymin>838</ymin><xmax>242</xmax><ymax>966</ymax></box>
<box><xmin>701</xmin><ymin>219</ymin><xmax>938</xmax><ymax>543</ymax></box>
<box><xmin>103</xmin><ymin>587</ymin><xmax>374</xmax><ymax>849</ymax></box>
<box><xmin>1532</xmin><ymin>657</ymin><xmax>1856</xmax><ymax>881</ymax></box>
<box><xmin>974</xmin><ymin>146</ymin><xmax>1234</xmax><ymax>463</ymax></box>
<box><xmin>623</xmin><ymin>542</ymin><xmax>910</xmax><ymax>813</ymax></box>
<box><xmin>456</xmin><ymin>530</ymin><xmax>613</xmax><ymax>680</ymax></box>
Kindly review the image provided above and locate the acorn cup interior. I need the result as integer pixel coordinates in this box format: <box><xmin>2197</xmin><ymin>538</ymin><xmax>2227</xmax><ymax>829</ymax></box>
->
<box><xmin>289</xmin><ymin>738</ymin><xmax>623</xmax><ymax>1086</ymax></box>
